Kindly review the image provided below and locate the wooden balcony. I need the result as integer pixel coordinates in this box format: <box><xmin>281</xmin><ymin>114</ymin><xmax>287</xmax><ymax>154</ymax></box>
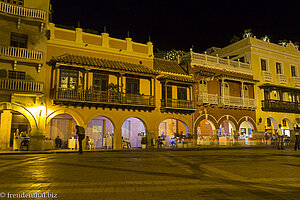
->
<box><xmin>160</xmin><ymin>98</ymin><xmax>195</xmax><ymax>113</ymax></box>
<box><xmin>0</xmin><ymin>78</ymin><xmax>44</xmax><ymax>93</ymax></box>
<box><xmin>190</xmin><ymin>52</ymin><xmax>252</xmax><ymax>76</ymax></box>
<box><xmin>262</xmin><ymin>99</ymin><xmax>300</xmax><ymax>114</ymax></box>
<box><xmin>0</xmin><ymin>2</ymin><xmax>46</xmax><ymax>21</ymax></box>
<box><xmin>219</xmin><ymin>96</ymin><xmax>256</xmax><ymax>110</ymax></box>
<box><xmin>52</xmin><ymin>88</ymin><xmax>155</xmax><ymax>110</ymax></box>
<box><xmin>0</xmin><ymin>46</ymin><xmax>43</xmax><ymax>62</ymax></box>
<box><xmin>198</xmin><ymin>93</ymin><xmax>218</xmax><ymax>106</ymax></box>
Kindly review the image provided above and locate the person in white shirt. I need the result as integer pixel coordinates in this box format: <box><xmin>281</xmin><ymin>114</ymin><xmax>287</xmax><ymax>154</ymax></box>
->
<box><xmin>294</xmin><ymin>118</ymin><xmax>300</xmax><ymax>151</ymax></box>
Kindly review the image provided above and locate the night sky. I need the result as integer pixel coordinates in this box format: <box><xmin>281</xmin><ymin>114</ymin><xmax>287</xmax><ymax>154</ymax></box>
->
<box><xmin>51</xmin><ymin>0</ymin><xmax>300</xmax><ymax>53</ymax></box>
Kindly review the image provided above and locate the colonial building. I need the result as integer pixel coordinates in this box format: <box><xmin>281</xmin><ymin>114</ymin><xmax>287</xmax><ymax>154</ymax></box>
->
<box><xmin>189</xmin><ymin>49</ymin><xmax>257</xmax><ymax>145</ymax></box>
<box><xmin>0</xmin><ymin>0</ymin><xmax>49</xmax><ymax>150</ymax></box>
<box><xmin>211</xmin><ymin>37</ymin><xmax>300</xmax><ymax>138</ymax></box>
<box><xmin>45</xmin><ymin>23</ymin><xmax>195</xmax><ymax>150</ymax></box>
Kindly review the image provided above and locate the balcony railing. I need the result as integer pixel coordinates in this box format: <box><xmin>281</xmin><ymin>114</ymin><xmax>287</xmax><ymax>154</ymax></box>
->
<box><xmin>277</xmin><ymin>74</ymin><xmax>287</xmax><ymax>85</ymax></box>
<box><xmin>0</xmin><ymin>78</ymin><xmax>44</xmax><ymax>93</ymax></box>
<box><xmin>0</xmin><ymin>46</ymin><xmax>43</xmax><ymax>61</ymax></box>
<box><xmin>262</xmin><ymin>71</ymin><xmax>273</xmax><ymax>83</ymax></box>
<box><xmin>219</xmin><ymin>96</ymin><xmax>256</xmax><ymax>109</ymax></box>
<box><xmin>0</xmin><ymin>2</ymin><xmax>46</xmax><ymax>20</ymax></box>
<box><xmin>198</xmin><ymin>93</ymin><xmax>218</xmax><ymax>105</ymax></box>
<box><xmin>122</xmin><ymin>93</ymin><xmax>155</xmax><ymax>106</ymax></box>
<box><xmin>290</xmin><ymin>77</ymin><xmax>300</xmax><ymax>87</ymax></box>
<box><xmin>262</xmin><ymin>99</ymin><xmax>300</xmax><ymax>113</ymax></box>
<box><xmin>53</xmin><ymin>88</ymin><xmax>155</xmax><ymax>107</ymax></box>
<box><xmin>161</xmin><ymin>98</ymin><xmax>195</xmax><ymax>110</ymax></box>
<box><xmin>190</xmin><ymin>52</ymin><xmax>252</xmax><ymax>75</ymax></box>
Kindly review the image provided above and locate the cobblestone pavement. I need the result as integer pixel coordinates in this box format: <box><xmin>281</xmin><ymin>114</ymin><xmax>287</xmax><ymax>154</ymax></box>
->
<box><xmin>0</xmin><ymin>148</ymin><xmax>299</xmax><ymax>200</ymax></box>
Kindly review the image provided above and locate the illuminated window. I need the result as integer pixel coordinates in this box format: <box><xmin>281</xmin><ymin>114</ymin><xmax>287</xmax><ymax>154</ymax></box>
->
<box><xmin>291</xmin><ymin>65</ymin><xmax>297</xmax><ymax>77</ymax></box>
<box><xmin>59</xmin><ymin>69</ymin><xmax>79</xmax><ymax>89</ymax></box>
<box><xmin>276</xmin><ymin>62</ymin><xmax>282</xmax><ymax>74</ymax></box>
<box><xmin>261</xmin><ymin>59</ymin><xmax>267</xmax><ymax>71</ymax></box>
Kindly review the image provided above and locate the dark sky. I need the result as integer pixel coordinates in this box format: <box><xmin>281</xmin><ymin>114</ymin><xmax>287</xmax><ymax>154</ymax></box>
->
<box><xmin>51</xmin><ymin>0</ymin><xmax>300</xmax><ymax>53</ymax></box>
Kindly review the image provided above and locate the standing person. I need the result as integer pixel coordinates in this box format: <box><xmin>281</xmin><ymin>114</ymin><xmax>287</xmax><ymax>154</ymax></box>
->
<box><xmin>277</xmin><ymin>124</ymin><xmax>284</xmax><ymax>149</ymax></box>
<box><xmin>294</xmin><ymin>118</ymin><xmax>300</xmax><ymax>151</ymax></box>
<box><xmin>76</xmin><ymin>125</ymin><xmax>85</xmax><ymax>154</ymax></box>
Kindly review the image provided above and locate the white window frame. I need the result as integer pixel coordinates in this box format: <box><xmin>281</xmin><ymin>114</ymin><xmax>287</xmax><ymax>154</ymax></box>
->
<box><xmin>260</xmin><ymin>58</ymin><xmax>269</xmax><ymax>72</ymax></box>
<box><xmin>290</xmin><ymin>64</ymin><xmax>298</xmax><ymax>77</ymax></box>
<box><xmin>275</xmin><ymin>61</ymin><xmax>283</xmax><ymax>75</ymax></box>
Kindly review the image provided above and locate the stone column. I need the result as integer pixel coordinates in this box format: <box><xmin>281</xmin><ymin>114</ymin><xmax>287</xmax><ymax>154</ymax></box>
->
<box><xmin>113</xmin><ymin>124</ymin><xmax>122</xmax><ymax>150</ymax></box>
<box><xmin>0</xmin><ymin>110</ymin><xmax>12</xmax><ymax>150</ymax></box>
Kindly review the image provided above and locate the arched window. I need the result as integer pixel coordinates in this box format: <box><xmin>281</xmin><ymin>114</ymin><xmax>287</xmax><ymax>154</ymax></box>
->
<box><xmin>243</xmin><ymin>85</ymin><xmax>249</xmax><ymax>98</ymax></box>
<box><xmin>222</xmin><ymin>82</ymin><xmax>229</xmax><ymax>96</ymax></box>
<box><xmin>199</xmin><ymin>80</ymin><xmax>208</xmax><ymax>93</ymax></box>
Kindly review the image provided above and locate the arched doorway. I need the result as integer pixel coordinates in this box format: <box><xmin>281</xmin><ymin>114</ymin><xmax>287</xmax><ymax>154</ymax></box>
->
<box><xmin>158</xmin><ymin>119</ymin><xmax>188</xmax><ymax>147</ymax></box>
<box><xmin>49</xmin><ymin>114</ymin><xmax>77</xmax><ymax>149</ymax></box>
<box><xmin>122</xmin><ymin>117</ymin><xmax>146</xmax><ymax>148</ymax></box>
<box><xmin>219</xmin><ymin>120</ymin><xmax>236</xmax><ymax>137</ymax></box>
<box><xmin>239</xmin><ymin>121</ymin><xmax>254</xmax><ymax>139</ymax></box>
<box><xmin>281</xmin><ymin>118</ymin><xmax>292</xmax><ymax>137</ymax></box>
<box><xmin>265</xmin><ymin>117</ymin><xmax>278</xmax><ymax>137</ymax></box>
<box><xmin>87</xmin><ymin>116</ymin><xmax>114</xmax><ymax>149</ymax></box>
<box><xmin>196</xmin><ymin>119</ymin><xmax>215</xmax><ymax>146</ymax></box>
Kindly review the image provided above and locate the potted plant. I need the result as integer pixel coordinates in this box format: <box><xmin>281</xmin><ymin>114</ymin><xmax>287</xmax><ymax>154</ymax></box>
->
<box><xmin>175</xmin><ymin>132</ymin><xmax>183</xmax><ymax>148</ymax></box>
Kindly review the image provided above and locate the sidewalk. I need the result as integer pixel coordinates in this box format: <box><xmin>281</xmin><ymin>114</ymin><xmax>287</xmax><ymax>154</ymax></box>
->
<box><xmin>0</xmin><ymin>144</ymin><xmax>276</xmax><ymax>155</ymax></box>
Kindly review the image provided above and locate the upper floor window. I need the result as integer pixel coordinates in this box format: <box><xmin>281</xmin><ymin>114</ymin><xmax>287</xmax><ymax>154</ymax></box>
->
<box><xmin>126</xmin><ymin>77</ymin><xmax>139</xmax><ymax>94</ymax></box>
<box><xmin>276</xmin><ymin>62</ymin><xmax>282</xmax><ymax>74</ymax></box>
<box><xmin>8</xmin><ymin>70</ymin><xmax>25</xmax><ymax>80</ymax></box>
<box><xmin>162</xmin><ymin>84</ymin><xmax>172</xmax><ymax>99</ymax></box>
<box><xmin>291</xmin><ymin>65</ymin><xmax>297</xmax><ymax>77</ymax></box>
<box><xmin>222</xmin><ymin>82</ymin><xmax>229</xmax><ymax>96</ymax></box>
<box><xmin>10</xmin><ymin>32</ymin><xmax>28</xmax><ymax>48</ymax></box>
<box><xmin>261</xmin><ymin>59</ymin><xmax>267</xmax><ymax>71</ymax></box>
<box><xmin>177</xmin><ymin>87</ymin><xmax>187</xmax><ymax>100</ymax></box>
<box><xmin>93</xmin><ymin>73</ymin><xmax>108</xmax><ymax>91</ymax></box>
<box><xmin>199</xmin><ymin>80</ymin><xmax>208</xmax><ymax>93</ymax></box>
<box><xmin>243</xmin><ymin>85</ymin><xmax>249</xmax><ymax>98</ymax></box>
<box><xmin>59</xmin><ymin>69</ymin><xmax>78</xmax><ymax>89</ymax></box>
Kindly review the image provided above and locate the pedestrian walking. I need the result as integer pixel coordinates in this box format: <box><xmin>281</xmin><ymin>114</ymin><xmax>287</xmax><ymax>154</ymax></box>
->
<box><xmin>277</xmin><ymin>124</ymin><xmax>284</xmax><ymax>149</ymax></box>
<box><xmin>294</xmin><ymin>118</ymin><xmax>300</xmax><ymax>151</ymax></box>
<box><xmin>76</xmin><ymin>125</ymin><xmax>85</xmax><ymax>154</ymax></box>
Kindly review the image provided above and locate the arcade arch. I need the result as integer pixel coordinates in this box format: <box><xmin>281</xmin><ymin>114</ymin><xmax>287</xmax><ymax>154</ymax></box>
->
<box><xmin>121</xmin><ymin>117</ymin><xmax>146</xmax><ymax>148</ymax></box>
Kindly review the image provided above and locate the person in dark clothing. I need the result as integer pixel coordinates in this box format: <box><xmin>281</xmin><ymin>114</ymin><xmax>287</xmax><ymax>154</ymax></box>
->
<box><xmin>76</xmin><ymin>125</ymin><xmax>85</xmax><ymax>154</ymax></box>
<box><xmin>55</xmin><ymin>136</ymin><xmax>62</xmax><ymax>148</ymax></box>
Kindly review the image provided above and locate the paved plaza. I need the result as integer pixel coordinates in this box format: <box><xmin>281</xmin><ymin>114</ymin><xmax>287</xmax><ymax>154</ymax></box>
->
<box><xmin>0</xmin><ymin>148</ymin><xmax>299</xmax><ymax>199</ymax></box>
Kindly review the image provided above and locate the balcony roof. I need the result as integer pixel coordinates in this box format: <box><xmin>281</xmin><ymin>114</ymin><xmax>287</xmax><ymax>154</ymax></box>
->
<box><xmin>259</xmin><ymin>84</ymin><xmax>300</xmax><ymax>93</ymax></box>
<box><xmin>49</xmin><ymin>54</ymin><xmax>158</xmax><ymax>75</ymax></box>
<box><xmin>154</xmin><ymin>58</ymin><xmax>187</xmax><ymax>75</ymax></box>
<box><xmin>157</xmin><ymin>74</ymin><xmax>196</xmax><ymax>83</ymax></box>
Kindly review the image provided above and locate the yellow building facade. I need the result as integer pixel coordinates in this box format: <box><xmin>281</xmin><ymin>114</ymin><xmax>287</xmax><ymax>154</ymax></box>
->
<box><xmin>212</xmin><ymin>37</ymin><xmax>300</xmax><ymax>138</ymax></box>
<box><xmin>0</xmin><ymin>0</ymin><xmax>50</xmax><ymax>150</ymax></box>
<box><xmin>44</xmin><ymin>23</ymin><xmax>195</xmax><ymax>150</ymax></box>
